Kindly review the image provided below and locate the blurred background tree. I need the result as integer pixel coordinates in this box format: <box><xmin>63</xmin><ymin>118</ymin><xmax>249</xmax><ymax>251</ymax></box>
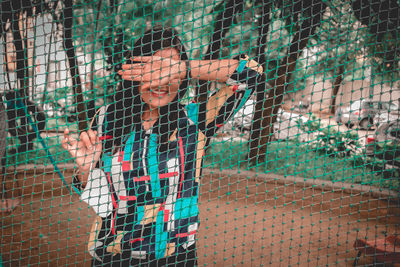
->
<box><xmin>5</xmin><ymin>0</ymin><xmax>395</xmax><ymax>163</ymax></box>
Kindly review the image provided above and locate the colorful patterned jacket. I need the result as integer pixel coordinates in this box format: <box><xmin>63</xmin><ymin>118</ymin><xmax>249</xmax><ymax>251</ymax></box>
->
<box><xmin>76</xmin><ymin>56</ymin><xmax>263</xmax><ymax>262</ymax></box>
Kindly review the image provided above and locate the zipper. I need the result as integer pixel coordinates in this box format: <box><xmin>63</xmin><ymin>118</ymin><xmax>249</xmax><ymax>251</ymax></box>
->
<box><xmin>141</xmin><ymin>130</ymin><xmax>151</xmax><ymax>191</ymax></box>
<box><xmin>139</xmin><ymin>132</ymin><xmax>150</xmax><ymax>239</ymax></box>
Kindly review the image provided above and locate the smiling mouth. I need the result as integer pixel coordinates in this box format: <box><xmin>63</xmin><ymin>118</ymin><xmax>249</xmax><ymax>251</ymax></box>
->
<box><xmin>151</xmin><ymin>91</ymin><xmax>168</xmax><ymax>98</ymax></box>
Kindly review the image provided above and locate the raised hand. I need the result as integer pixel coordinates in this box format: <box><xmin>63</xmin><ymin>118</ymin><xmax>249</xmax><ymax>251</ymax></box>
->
<box><xmin>62</xmin><ymin>128</ymin><xmax>102</xmax><ymax>176</ymax></box>
<box><xmin>118</xmin><ymin>56</ymin><xmax>186</xmax><ymax>90</ymax></box>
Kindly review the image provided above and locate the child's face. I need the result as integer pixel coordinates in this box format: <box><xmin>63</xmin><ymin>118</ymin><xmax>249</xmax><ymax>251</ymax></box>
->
<box><xmin>139</xmin><ymin>47</ymin><xmax>181</xmax><ymax>109</ymax></box>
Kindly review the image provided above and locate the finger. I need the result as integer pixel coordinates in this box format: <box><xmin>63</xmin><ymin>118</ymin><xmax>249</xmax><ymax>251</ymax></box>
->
<box><xmin>94</xmin><ymin>137</ymin><xmax>102</xmax><ymax>153</ymax></box>
<box><xmin>62</xmin><ymin>129</ymin><xmax>70</xmax><ymax>149</ymax></box>
<box><xmin>121</xmin><ymin>72</ymin><xmax>158</xmax><ymax>83</ymax></box>
<box><xmin>121</xmin><ymin>64</ymin><xmax>144</xmax><ymax>70</ymax></box>
<box><xmin>121</xmin><ymin>75</ymin><xmax>151</xmax><ymax>82</ymax></box>
<box><xmin>69</xmin><ymin>137</ymin><xmax>79</xmax><ymax>151</ymax></box>
<box><xmin>88</xmin><ymin>129</ymin><xmax>97</xmax><ymax>145</ymax></box>
<box><xmin>62</xmin><ymin>137</ymin><xmax>78</xmax><ymax>154</ymax></box>
<box><xmin>61</xmin><ymin>139</ymin><xmax>73</xmax><ymax>153</ymax></box>
<box><xmin>119</xmin><ymin>71</ymin><xmax>151</xmax><ymax>82</ymax></box>
<box><xmin>120</xmin><ymin>75</ymin><xmax>137</xmax><ymax>82</ymax></box>
<box><xmin>61</xmin><ymin>138</ymin><xmax>68</xmax><ymax>150</ymax></box>
<box><xmin>119</xmin><ymin>69</ymin><xmax>143</xmax><ymax>78</ymax></box>
<box><xmin>80</xmin><ymin>132</ymin><xmax>93</xmax><ymax>150</ymax></box>
<box><xmin>63</xmin><ymin>129</ymin><xmax>78</xmax><ymax>148</ymax></box>
<box><xmin>63</xmin><ymin>128</ymin><xmax>69</xmax><ymax>140</ymax></box>
<box><xmin>119</xmin><ymin>69</ymin><xmax>143</xmax><ymax>76</ymax></box>
<box><xmin>130</xmin><ymin>56</ymin><xmax>162</xmax><ymax>62</ymax></box>
<box><xmin>140</xmin><ymin>72</ymin><xmax>161</xmax><ymax>82</ymax></box>
<box><xmin>77</xmin><ymin>139</ymin><xmax>86</xmax><ymax>151</ymax></box>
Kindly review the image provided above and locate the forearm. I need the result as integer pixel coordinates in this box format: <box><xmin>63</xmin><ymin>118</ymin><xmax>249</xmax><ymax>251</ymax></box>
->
<box><xmin>189</xmin><ymin>59</ymin><xmax>239</xmax><ymax>83</ymax></box>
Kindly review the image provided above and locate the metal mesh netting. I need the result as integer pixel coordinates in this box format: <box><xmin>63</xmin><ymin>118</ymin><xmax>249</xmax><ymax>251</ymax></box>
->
<box><xmin>0</xmin><ymin>0</ymin><xmax>399</xmax><ymax>266</ymax></box>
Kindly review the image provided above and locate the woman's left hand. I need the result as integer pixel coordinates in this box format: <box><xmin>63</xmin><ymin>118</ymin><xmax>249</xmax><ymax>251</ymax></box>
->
<box><xmin>118</xmin><ymin>56</ymin><xmax>186</xmax><ymax>90</ymax></box>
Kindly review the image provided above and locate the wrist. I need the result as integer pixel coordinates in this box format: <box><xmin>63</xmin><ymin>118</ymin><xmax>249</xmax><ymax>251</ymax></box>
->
<box><xmin>179</xmin><ymin>60</ymin><xmax>189</xmax><ymax>80</ymax></box>
<box><xmin>73</xmin><ymin>168</ymin><xmax>89</xmax><ymax>190</ymax></box>
<box><xmin>79</xmin><ymin>164</ymin><xmax>91</xmax><ymax>173</ymax></box>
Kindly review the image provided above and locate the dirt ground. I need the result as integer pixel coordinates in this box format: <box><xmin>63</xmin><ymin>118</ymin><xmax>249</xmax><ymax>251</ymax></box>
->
<box><xmin>0</xmin><ymin>169</ymin><xmax>399</xmax><ymax>266</ymax></box>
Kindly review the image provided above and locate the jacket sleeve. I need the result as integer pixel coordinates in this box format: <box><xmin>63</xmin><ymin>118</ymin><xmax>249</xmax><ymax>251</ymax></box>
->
<box><xmin>80</xmin><ymin>169</ymin><xmax>113</xmax><ymax>218</ymax></box>
<box><xmin>193</xmin><ymin>55</ymin><xmax>263</xmax><ymax>139</ymax></box>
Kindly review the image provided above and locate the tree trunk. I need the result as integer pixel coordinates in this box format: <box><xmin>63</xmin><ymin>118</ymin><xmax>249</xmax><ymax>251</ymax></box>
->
<box><xmin>108</xmin><ymin>0</ymin><xmax>123</xmax><ymax>71</ymax></box>
<box><xmin>87</xmin><ymin>0</ymin><xmax>103</xmax><ymax>120</ymax></box>
<box><xmin>11</xmin><ymin>12</ymin><xmax>32</xmax><ymax>152</ymax></box>
<box><xmin>255</xmin><ymin>0</ymin><xmax>272</xmax><ymax>66</ymax></box>
<box><xmin>249</xmin><ymin>0</ymin><xmax>326</xmax><ymax>163</ymax></box>
<box><xmin>62</xmin><ymin>0</ymin><xmax>87</xmax><ymax>131</ymax></box>
<box><xmin>248</xmin><ymin>0</ymin><xmax>271</xmax><ymax>163</ymax></box>
<box><xmin>249</xmin><ymin>52</ymin><xmax>300</xmax><ymax>163</ymax></box>
<box><xmin>11</xmin><ymin>13</ymin><xmax>28</xmax><ymax>98</ymax></box>
<box><xmin>22</xmin><ymin>14</ymin><xmax>30</xmax><ymax>100</ymax></box>
<box><xmin>195</xmin><ymin>0</ymin><xmax>244</xmax><ymax>103</ymax></box>
<box><xmin>330</xmin><ymin>64</ymin><xmax>344</xmax><ymax>114</ymax></box>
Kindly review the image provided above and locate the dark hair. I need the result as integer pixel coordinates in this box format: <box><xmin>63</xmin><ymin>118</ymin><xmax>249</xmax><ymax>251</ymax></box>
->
<box><xmin>105</xmin><ymin>26</ymin><xmax>189</xmax><ymax>153</ymax></box>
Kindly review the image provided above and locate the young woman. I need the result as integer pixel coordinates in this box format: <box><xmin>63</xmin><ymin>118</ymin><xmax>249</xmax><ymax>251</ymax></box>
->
<box><xmin>62</xmin><ymin>27</ymin><xmax>263</xmax><ymax>266</ymax></box>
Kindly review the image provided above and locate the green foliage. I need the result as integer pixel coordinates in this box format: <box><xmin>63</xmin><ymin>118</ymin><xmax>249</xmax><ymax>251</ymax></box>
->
<box><xmin>73</xmin><ymin>0</ymin><xmax>194</xmax><ymax>100</ymax></box>
<box><xmin>69</xmin><ymin>0</ymin><xmax>399</xmax><ymax>105</ymax></box>
<box><xmin>311</xmin><ymin>126</ymin><xmax>360</xmax><ymax>157</ymax></box>
<box><xmin>364</xmin><ymin>139</ymin><xmax>400</xmax><ymax>181</ymax></box>
<box><xmin>299</xmin><ymin>116</ymin><xmax>361</xmax><ymax>158</ymax></box>
<box><xmin>6</xmin><ymin>134</ymin><xmax>73</xmax><ymax>166</ymax></box>
<box><xmin>205</xmin><ymin>138</ymin><xmax>398</xmax><ymax>190</ymax></box>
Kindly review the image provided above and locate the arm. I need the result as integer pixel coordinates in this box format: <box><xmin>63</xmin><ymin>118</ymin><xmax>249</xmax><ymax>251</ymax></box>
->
<box><xmin>118</xmin><ymin>57</ymin><xmax>240</xmax><ymax>89</ymax></box>
<box><xmin>62</xmin><ymin>107</ymin><xmax>113</xmax><ymax>218</ymax></box>
<box><xmin>189</xmin><ymin>59</ymin><xmax>239</xmax><ymax>83</ymax></box>
<box><xmin>192</xmin><ymin>55</ymin><xmax>264</xmax><ymax>138</ymax></box>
